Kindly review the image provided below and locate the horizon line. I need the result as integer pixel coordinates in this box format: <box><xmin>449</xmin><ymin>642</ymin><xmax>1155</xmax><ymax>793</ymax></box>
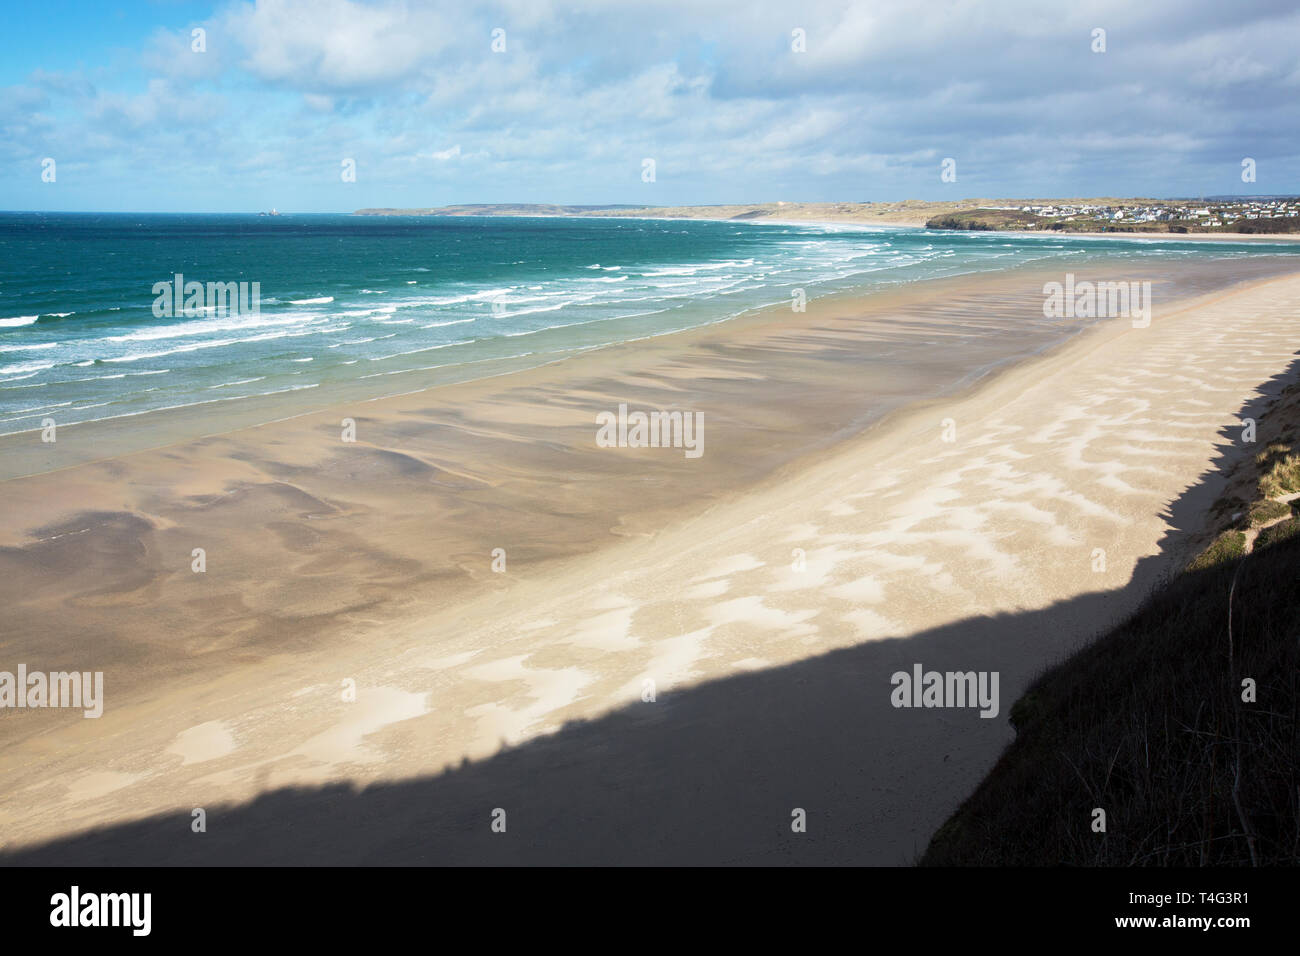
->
<box><xmin>5</xmin><ymin>194</ymin><xmax>1300</xmax><ymax>216</ymax></box>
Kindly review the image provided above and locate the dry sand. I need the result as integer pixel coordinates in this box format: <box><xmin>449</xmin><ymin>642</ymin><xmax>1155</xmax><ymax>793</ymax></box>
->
<box><xmin>2</xmin><ymin>259</ymin><xmax>1299</xmax><ymax>863</ymax></box>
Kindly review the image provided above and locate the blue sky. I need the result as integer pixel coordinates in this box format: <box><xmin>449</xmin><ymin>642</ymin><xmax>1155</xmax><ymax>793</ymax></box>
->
<box><xmin>3</xmin><ymin>0</ymin><xmax>1298</xmax><ymax>212</ymax></box>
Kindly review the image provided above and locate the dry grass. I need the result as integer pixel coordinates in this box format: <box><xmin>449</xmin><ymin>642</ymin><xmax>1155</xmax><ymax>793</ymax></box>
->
<box><xmin>1257</xmin><ymin>443</ymin><xmax>1300</xmax><ymax>498</ymax></box>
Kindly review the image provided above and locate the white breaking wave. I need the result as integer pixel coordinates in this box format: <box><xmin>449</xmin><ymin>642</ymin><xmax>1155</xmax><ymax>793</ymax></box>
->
<box><xmin>103</xmin><ymin>327</ymin><xmax>323</xmax><ymax>363</ymax></box>
<box><xmin>0</xmin><ymin>360</ymin><xmax>56</xmax><ymax>376</ymax></box>
<box><xmin>208</xmin><ymin>377</ymin><xmax>266</xmax><ymax>389</ymax></box>
<box><xmin>369</xmin><ymin>339</ymin><xmax>476</xmax><ymax>361</ymax></box>
<box><xmin>106</xmin><ymin>312</ymin><xmax>324</xmax><ymax>344</ymax></box>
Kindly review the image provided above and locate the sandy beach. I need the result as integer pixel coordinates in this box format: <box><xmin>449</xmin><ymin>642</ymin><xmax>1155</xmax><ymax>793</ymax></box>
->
<box><xmin>363</xmin><ymin>201</ymin><xmax>1300</xmax><ymax>240</ymax></box>
<box><xmin>2</xmin><ymin>257</ymin><xmax>1299</xmax><ymax>864</ymax></box>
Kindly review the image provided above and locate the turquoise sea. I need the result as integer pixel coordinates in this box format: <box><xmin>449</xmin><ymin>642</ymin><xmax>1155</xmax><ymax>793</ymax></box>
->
<box><xmin>2</xmin><ymin>212</ymin><xmax>1298</xmax><ymax>436</ymax></box>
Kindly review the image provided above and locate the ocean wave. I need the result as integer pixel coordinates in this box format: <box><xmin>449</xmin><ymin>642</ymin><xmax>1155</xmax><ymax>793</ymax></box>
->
<box><xmin>4</xmin><ymin>400</ymin><xmax>71</xmax><ymax>417</ymax></box>
<box><xmin>384</xmin><ymin>289</ymin><xmax>512</xmax><ymax>310</ymax></box>
<box><xmin>639</xmin><ymin>258</ymin><xmax>755</xmax><ymax>277</ymax></box>
<box><xmin>334</xmin><ymin>306</ymin><xmax>397</xmax><ymax>318</ymax></box>
<box><xmin>328</xmin><ymin>333</ymin><xmax>398</xmax><ymax>346</ymax></box>
<box><xmin>76</xmin><ymin>369</ymin><xmax>172</xmax><ymax>382</ymax></box>
<box><xmin>105</xmin><ymin>312</ymin><xmax>325</xmax><ymax>344</ymax></box>
<box><xmin>288</xmin><ymin>296</ymin><xmax>335</xmax><ymax>305</ymax></box>
<box><xmin>103</xmin><ymin>328</ymin><xmax>313</xmax><ymax>363</ymax></box>
<box><xmin>0</xmin><ymin>360</ymin><xmax>55</xmax><ymax>377</ymax></box>
<box><xmin>420</xmin><ymin>317</ymin><xmax>477</xmax><ymax>329</ymax></box>
<box><xmin>208</xmin><ymin>377</ymin><xmax>266</xmax><ymax>389</ymax></box>
<box><xmin>492</xmin><ymin>301</ymin><xmax>573</xmax><ymax>319</ymax></box>
<box><xmin>368</xmin><ymin>339</ymin><xmax>476</xmax><ymax>361</ymax></box>
<box><xmin>0</xmin><ymin>316</ymin><xmax>39</xmax><ymax>328</ymax></box>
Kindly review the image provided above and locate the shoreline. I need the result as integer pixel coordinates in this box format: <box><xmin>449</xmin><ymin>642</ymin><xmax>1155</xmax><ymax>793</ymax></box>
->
<box><xmin>2</xmin><ymin>260</ymin><xmax>1299</xmax><ymax>860</ymax></box>
<box><xmin>0</xmin><ymin>259</ymin><xmax>1100</xmax><ymax>477</ymax></box>
<box><xmin>5</xmin><ymin>250</ymin><xmax>1296</xmax><ymax>480</ymax></box>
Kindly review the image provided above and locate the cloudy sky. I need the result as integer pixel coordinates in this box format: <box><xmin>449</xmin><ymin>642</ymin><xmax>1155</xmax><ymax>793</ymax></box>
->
<box><xmin>3</xmin><ymin>0</ymin><xmax>1298</xmax><ymax>212</ymax></box>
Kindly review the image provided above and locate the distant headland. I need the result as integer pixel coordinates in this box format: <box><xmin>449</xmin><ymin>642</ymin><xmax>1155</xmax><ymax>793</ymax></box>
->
<box><xmin>353</xmin><ymin>198</ymin><xmax>1300</xmax><ymax>236</ymax></box>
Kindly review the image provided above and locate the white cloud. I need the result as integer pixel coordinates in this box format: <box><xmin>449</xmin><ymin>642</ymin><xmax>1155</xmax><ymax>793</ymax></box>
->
<box><xmin>5</xmin><ymin>0</ymin><xmax>1298</xmax><ymax>210</ymax></box>
<box><xmin>220</xmin><ymin>0</ymin><xmax>457</xmax><ymax>92</ymax></box>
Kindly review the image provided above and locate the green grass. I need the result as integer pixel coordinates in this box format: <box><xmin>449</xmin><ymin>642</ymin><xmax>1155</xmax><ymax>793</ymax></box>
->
<box><xmin>1185</xmin><ymin>530</ymin><xmax>1246</xmax><ymax>572</ymax></box>
<box><xmin>1248</xmin><ymin>498</ymin><xmax>1292</xmax><ymax>527</ymax></box>
<box><xmin>1255</xmin><ymin>518</ymin><xmax>1300</xmax><ymax>550</ymax></box>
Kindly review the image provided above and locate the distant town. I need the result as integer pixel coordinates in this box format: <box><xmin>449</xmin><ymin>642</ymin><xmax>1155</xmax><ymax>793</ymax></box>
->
<box><xmin>928</xmin><ymin>197</ymin><xmax>1300</xmax><ymax>234</ymax></box>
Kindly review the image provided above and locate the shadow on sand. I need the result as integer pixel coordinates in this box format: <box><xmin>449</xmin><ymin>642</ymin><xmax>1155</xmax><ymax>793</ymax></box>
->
<box><xmin>3</xmin><ymin>358</ymin><xmax>1295</xmax><ymax>866</ymax></box>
